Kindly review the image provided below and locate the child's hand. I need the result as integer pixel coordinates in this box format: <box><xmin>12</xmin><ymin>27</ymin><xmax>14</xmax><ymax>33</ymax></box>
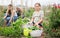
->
<box><xmin>35</xmin><ymin>23</ymin><xmax>38</xmax><ymax>26</ymax></box>
<box><xmin>35</xmin><ymin>23</ymin><xmax>40</xmax><ymax>28</ymax></box>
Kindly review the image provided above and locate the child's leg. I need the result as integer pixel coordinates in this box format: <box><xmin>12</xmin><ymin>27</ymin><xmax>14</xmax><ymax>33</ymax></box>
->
<box><xmin>5</xmin><ymin>17</ymin><xmax>11</xmax><ymax>26</ymax></box>
<box><xmin>13</xmin><ymin>16</ymin><xmax>18</xmax><ymax>22</ymax></box>
<box><xmin>38</xmin><ymin>23</ymin><xmax>43</xmax><ymax>29</ymax></box>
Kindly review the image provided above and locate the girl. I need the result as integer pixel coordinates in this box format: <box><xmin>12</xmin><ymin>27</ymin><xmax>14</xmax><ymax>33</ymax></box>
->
<box><xmin>3</xmin><ymin>4</ymin><xmax>18</xmax><ymax>26</ymax></box>
<box><xmin>31</xmin><ymin>3</ymin><xmax>44</xmax><ymax>29</ymax></box>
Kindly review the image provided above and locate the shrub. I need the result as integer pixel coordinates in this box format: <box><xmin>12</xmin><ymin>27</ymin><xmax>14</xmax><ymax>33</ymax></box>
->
<box><xmin>0</xmin><ymin>17</ymin><xmax>29</xmax><ymax>37</ymax></box>
<box><xmin>46</xmin><ymin>7</ymin><xmax>60</xmax><ymax>37</ymax></box>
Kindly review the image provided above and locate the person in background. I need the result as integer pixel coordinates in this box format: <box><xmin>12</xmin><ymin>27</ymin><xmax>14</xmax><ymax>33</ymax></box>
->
<box><xmin>16</xmin><ymin>7</ymin><xmax>24</xmax><ymax>18</ymax></box>
<box><xmin>31</xmin><ymin>3</ymin><xmax>44</xmax><ymax>29</ymax></box>
<box><xmin>16</xmin><ymin>7</ymin><xmax>21</xmax><ymax>17</ymax></box>
<box><xmin>3</xmin><ymin>4</ymin><xmax>18</xmax><ymax>26</ymax></box>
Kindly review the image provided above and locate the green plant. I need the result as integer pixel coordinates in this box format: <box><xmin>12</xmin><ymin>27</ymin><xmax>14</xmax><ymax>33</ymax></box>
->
<box><xmin>0</xmin><ymin>17</ymin><xmax>29</xmax><ymax>38</ymax></box>
<box><xmin>42</xmin><ymin>7</ymin><xmax>60</xmax><ymax>38</ymax></box>
<box><xmin>46</xmin><ymin>7</ymin><xmax>60</xmax><ymax>37</ymax></box>
<box><xmin>28</xmin><ymin>26</ymin><xmax>40</xmax><ymax>30</ymax></box>
<box><xmin>49</xmin><ymin>8</ymin><xmax>60</xmax><ymax>29</ymax></box>
<box><xmin>24</xmin><ymin>8</ymin><xmax>34</xmax><ymax>18</ymax></box>
<box><xmin>0</xmin><ymin>7</ymin><xmax>5</xmax><ymax>26</ymax></box>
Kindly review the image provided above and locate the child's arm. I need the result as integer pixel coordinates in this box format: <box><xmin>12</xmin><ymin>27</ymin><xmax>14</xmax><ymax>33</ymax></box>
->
<box><xmin>9</xmin><ymin>10</ymin><xmax>15</xmax><ymax>23</ymax></box>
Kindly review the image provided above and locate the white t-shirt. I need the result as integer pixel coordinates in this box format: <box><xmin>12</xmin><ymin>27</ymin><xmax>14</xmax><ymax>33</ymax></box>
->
<box><xmin>14</xmin><ymin>12</ymin><xmax>17</xmax><ymax>16</ymax></box>
<box><xmin>32</xmin><ymin>10</ymin><xmax>44</xmax><ymax>23</ymax></box>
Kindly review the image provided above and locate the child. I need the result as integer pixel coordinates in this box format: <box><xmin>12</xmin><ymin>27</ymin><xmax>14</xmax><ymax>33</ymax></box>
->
<box><xmin>3</xmin><ymin>4</ymin><xmax>18</xmax><ymax>26</ymax></box>
<box><xmin>31</xmin><ymin>3</ymin><xmax>44</xmax><ymax>29</ymax></box>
